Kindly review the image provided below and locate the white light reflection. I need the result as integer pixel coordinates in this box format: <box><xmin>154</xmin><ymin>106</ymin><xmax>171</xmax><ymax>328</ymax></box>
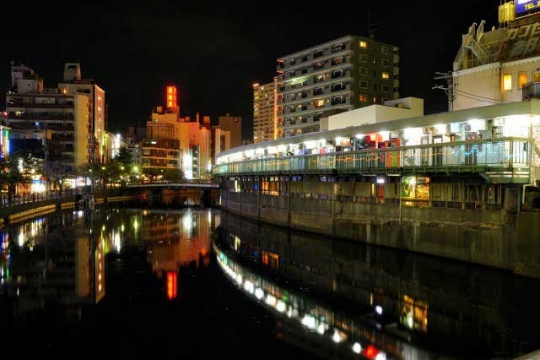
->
<box><xmin>301</xmin><ymin>314</ymin><xmax>316</xmax><ymax>330</ymax></box>
<box><xmin>332</xmin><ymin>329</ymin><xmax>344</xmax><ymax>343</ymax></box>
<box><xmin>235</xmin><ymin>274</ymin><xmax>242</xmax><ymax>285</ymax></box>
<box><xmin>265</xmin><ymin>294</ymin><xmax>276</xmax><ymax>306</ymax></box>
<box><xmin>182</xmin><ymin>212</ymin><xmax>193</xmax><ymax>233</ymax></box>
<box><xmin>276</xmin><ymin>300</ymin><xmax>286</xmax><ymax>313</ymax></box>
<box><xmin>352</xmin><ymin>342</ymin><xmax>362</xmax><ymax>354</ymax></box>
<box><xmin>114</xmin><ymin>232</ymin><xmax>121</xmax><ymax>252</ymax></box>
<box><xmin>254</xmin><ymin>288</ymin><xmax>264</xmax><ymax>300</ymax></box>
<box><xmin>18</xmin><ymin>232</ymin><xmax>24</xmax><ymax>247</ymax></box>
<box><xmin>214</xmin><ymin>246</ymin><xmax>392</xmax><ymax>360</ymax></box>
<box><xmin>244</xmin><ymin>280</ymin><xmax>254</xmax><ymax>294</ymax></box>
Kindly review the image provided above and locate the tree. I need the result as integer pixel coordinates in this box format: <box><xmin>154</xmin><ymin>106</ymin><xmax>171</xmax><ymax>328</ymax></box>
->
<box><xmin>0</xmin><ymin>151</ymin><xmax>38</xmax><ymax>204</ymax></box>
<box><xmin>46</xmin><ymin>160</ymin><xmax>72</xmax><ymax>194</ymax></box>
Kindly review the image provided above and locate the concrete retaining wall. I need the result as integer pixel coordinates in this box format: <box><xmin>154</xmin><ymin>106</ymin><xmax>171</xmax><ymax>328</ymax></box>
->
<box><xmin>221</xmin><ymin>190</ymin><xmax>540</xmax><ymax>279</ymax></box>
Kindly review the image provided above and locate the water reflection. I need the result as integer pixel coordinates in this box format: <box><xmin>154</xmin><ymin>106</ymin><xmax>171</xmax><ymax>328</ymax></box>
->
<box><xmin>214</xmin><ymin>211</ymin><xmax>540</xmax><ymax>360</ymax></box>
<box><xmin>1</xmin><ymin>209</ymin><xmax>105</xmax><ymax>319</ymax></box>
<box><xmin>2</xmin><ymin>207</ymin><xmax>540</xmax><ymax>360</ymax></box>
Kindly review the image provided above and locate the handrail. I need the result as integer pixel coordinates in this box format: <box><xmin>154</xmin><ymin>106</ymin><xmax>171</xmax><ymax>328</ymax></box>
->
<box><xmin>213</xmin><ymin>137</ymin><xmax>534</xmax><ymax>182</ymax></box>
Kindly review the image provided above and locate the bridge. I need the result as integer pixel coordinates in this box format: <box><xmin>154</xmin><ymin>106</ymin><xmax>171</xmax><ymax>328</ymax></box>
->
<box><xmin>125</xmin><ymin>180</ymin><xmax>219</xmax><ymax>189</ymax></box>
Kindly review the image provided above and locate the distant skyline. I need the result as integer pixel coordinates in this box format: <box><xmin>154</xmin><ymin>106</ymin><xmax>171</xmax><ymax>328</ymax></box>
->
<box><xmin>2</xmin><ymin>1</ymin><xmax>501</xmax><ymax>141</ymax></box>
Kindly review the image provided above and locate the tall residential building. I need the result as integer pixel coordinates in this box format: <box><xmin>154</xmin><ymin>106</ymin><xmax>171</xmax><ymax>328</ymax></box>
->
<box><xmin>253</xmin><ymin>80</ymin><xmax>276</xmax><ymax>144</ymax></box>
<box><xmin>451</xmin><ymin>2</ymin><xmax>540</xmax><ymax>113</ymax></box>
<box><xmin>58</xmin><ymin>63</ymin><xmax>106</xmax><ymax>164</ymax></box>
<box><xmin>276</xmin><ymin>34</ymin><xmax>400</xmax><ymax>138</ymax></box>
<box><xmin>218</xmin><ymin>114</ymin><xmax>242</xmax><ymax>148</ymax></box>
<box><xmin>5</xmin><ymin>62</ymin><xmax>93</xmax><ymax>190</ymax></box>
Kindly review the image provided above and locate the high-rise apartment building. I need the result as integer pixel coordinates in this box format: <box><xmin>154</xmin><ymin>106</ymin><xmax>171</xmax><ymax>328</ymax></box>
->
<box><xmin>252</xmin><ymin>81</ymin><xmax>276</xmax><ymax>144</ymax></box>
<box><xmin>275</xmin><ymin>34</ymin><xmax>400</xmax><ymax>138</ymax></box>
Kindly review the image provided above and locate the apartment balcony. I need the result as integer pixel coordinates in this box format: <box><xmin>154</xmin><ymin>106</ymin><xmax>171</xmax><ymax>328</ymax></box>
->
<box><xmin>7</xmin><ymin>112</ymin><xmax>75</xmax><ymax>121</ymax></box>
<box><xmin>7</xmin><ymin>101</ymin><xmax>74</xmax><ymax>109</ymax></box>
<box><xmin>522</xmin><ymin>82</ymin><xmax>540</xmax><ymax>100</ymax></box>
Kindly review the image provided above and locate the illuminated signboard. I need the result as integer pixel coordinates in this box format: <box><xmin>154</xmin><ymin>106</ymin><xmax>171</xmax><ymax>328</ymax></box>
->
<box><xmin>166</xmin><ymin>85</ymin><xmax>177</xmax><ymax>110</ymax></box>
<box><xmin>516</xmin><ymin>0</ymin><xmax>540</xmax><ymax>16</ymax></box>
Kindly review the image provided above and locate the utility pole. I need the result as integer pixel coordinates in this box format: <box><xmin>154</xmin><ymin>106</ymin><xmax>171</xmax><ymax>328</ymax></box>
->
<box><xmin>433</xmin><ymin>71</ymin><xmax>455</xmax><ymax>111</ymax></box>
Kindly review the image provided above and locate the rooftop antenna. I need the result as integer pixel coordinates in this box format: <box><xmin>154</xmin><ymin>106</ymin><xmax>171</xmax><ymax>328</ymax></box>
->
<box><xmin>433</xmin><ymin>71</ymin><xmax>455</xmax><ymax>111</ymax></box>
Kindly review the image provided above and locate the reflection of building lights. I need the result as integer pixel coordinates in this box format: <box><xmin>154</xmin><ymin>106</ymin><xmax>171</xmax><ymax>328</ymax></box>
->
<box><xmin>276</xmin><ymin>300</ymin><xmax>286</xmax><ymax>312</ymax></box>
<box><xmin>244</xmin><ymin>280</ymin><xmax>254</xmax><ymax>294</ymax></box>
<box><xmin>265</xmin><ymin>294</ymin><xmax>276</xmax><ymax>306</ymax></box>
<box><xmin>332</xmin><ymin>329</ymin><xmax>344</xmax><ymax>343</ymax></box>
<box><xmin>18</xmin><ymin>232</ymin><xmax>24</xmax><ymax>247</ymax></box>
<box><xmin>301</xmin><ymin>315</ymin><xmax>316</xmax><ymax>329</ymax></box>
<box><xmin>254</xmin><ymin>288</ymin><xmax>264</xmax><ymax>300</ymax></box>
<box><xmin>235</xmin><ymin>274</ymin><xmax>242</xmax><ymax>285</ymax></box>
<box><xmin>114</xmin><ymin>232</ymin><xmax>121</xmax><ymax>252</ymax></box>
<box><xmin>182</xmin><ymin>212</ymin><xmax>193</xmax><ymax>233</ymax></box>
<box><xmin>166</xmin><ymin>272</ymin><xmax>177</xmax><ymax>300</ymax></box>
<box><xmin>214</xmin><ymin>246</ymin><xmax>396</xmax><ymax>360</ymax></box>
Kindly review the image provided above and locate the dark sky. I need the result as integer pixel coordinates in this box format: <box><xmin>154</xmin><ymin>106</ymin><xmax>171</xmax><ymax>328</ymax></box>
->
<box><xmin>2</xmin><ymin>1</ymin><xmax>500</xmax><ymax>140</ymax></box>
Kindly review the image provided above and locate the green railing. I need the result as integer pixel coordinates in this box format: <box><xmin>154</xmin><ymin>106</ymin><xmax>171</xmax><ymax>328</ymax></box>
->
<box><xmin>213</xmin><ymin>137</ymin><xmax>532</xmax><ymax>183</ymax></box>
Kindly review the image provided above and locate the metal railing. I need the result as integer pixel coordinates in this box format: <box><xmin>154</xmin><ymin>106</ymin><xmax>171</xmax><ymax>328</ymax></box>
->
<box><xmin>213</xmin><ymin>137</ymin><xmax>533</xmax><ymax>184</ymax></box>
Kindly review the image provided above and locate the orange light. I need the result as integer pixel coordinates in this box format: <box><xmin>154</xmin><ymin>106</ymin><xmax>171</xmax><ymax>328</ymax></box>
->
<box><xmin>165</xmin><ymin>86</ymin><xmax>177</xmax><ymax>109</ymax></box>
<box><xmin>166</xmin><ymin>271</ymin><xmax>177</xmax><ymax>300</ymax></box>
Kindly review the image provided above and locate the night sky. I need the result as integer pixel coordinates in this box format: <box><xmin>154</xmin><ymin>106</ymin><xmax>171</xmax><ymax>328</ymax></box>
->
<box><xmin>2</xmin><ymin>0</ymin><xmax>501</xmax><ymax>141</ymax></box>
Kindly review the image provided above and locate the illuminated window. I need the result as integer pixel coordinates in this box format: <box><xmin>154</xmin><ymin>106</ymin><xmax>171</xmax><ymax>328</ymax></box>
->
<box><xmin>534</xmin><ymin>71</ymin><xmax>540</xmax><ymax>82</ymax></box>
<box><xmin>518</xmin><ymin>71</ymin><xmax>528</xmax><ymax>89</ymax></box>
<box><xmin>359</xmin><ymin>94</ymin><xmax>368</xmax><ymax>102</ymax></box>
<box><xmin>503</xmin><ymin>74</ymin><xmax>512</xmax><ymax>91</ymax></box>
<box><xmin>382</xmin><ymin>72</ymin><xmax>390</xmax><ymax>79</ymax></box>
<box><xmin>360</xmin><ymin>40</ymin><xmax>367</xmax><ymax>49</ymax></box>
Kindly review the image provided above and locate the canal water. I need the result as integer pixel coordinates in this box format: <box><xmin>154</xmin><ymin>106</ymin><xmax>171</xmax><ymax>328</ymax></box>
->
<box><xmin>1</xmin><ymin>206</ymin><xmax>539</xmax><ymax>360</ymax></box>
